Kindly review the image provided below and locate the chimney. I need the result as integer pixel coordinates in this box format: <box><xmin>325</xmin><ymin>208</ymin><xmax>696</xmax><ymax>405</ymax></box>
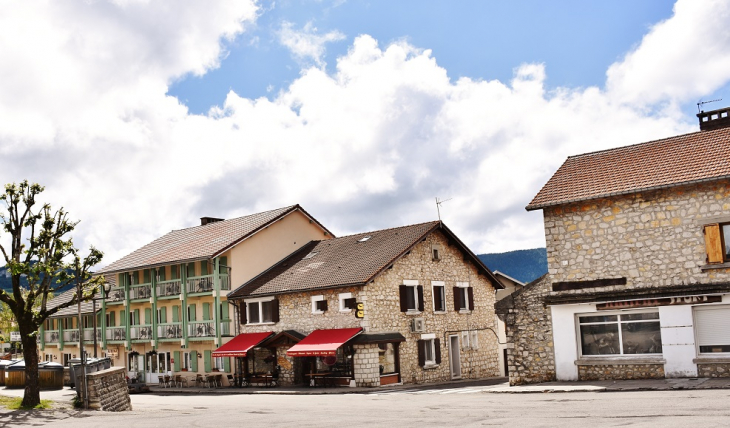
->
<box><xmin>200</xmin><ymin>217</ymin><xmax>224</xmax><ymax>226</ymax></box>
<box><xmin>697</xmin><ymin>106</ymin><xmax>730</xmax><ymax>131</ymax></box>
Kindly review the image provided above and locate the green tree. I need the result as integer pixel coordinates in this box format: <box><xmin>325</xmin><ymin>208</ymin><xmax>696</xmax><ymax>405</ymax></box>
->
<box><xmin>0</xmin><ymin>181</ymin><xmax>103</xmax><ymax>407</ymax></box>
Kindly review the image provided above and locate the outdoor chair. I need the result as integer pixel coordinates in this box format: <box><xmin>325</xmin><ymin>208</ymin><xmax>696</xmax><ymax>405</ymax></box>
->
<box><xmin>158</xmin><ymin>376</ymin><xmax>168</xmax><ymax>388</ymax></box>
<box><xmin>196</xmin><ymin>374</ymin><xmax>204</xmax><ymax>387</ymax></box>
<box><xmin>163</xmin><ymin>375</ymin><xmax>173</xmax><ymax>387</ymax></box>
<box><xmin>215</xmin><ymin>374</ymin><xmax>223</xmax><ymax>388</ymax></box>
<box><xmin>227</xmin><ymin>374</ymin><xmax>235</xmax><ymax>388</ymax></box>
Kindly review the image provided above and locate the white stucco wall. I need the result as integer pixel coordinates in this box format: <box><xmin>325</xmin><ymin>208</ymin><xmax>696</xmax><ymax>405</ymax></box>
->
<box><xmin>658</xmin><ymin>305</ymin><xmax>698</xmax><ymax>377</ymax></box>
<box><xmin>550</xmin><ymin>304</ymin><xmax>596</xmax><ymax>381</ymax></box>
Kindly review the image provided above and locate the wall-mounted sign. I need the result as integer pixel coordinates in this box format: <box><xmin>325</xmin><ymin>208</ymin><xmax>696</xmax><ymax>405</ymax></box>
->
<box><xmin>9</xmin><ymin>331</ymin><xmax>20</xmax><ymax>342</ymax></box>
<box><xmin>106</xmin><ymin>347</ymin><xmax>119</xmax><ymax>358</ymax></box>
<box><xmin>355</xmin><ymin>302</ymin><xmax>364</xmax><ymax>319</ymax></box>
<box><xmin>596</xmin><ymin>295</ymin><xmax>722</xmax><ymax>311</ymax></box>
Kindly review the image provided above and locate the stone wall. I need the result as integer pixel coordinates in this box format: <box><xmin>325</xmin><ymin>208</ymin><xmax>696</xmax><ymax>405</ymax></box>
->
<box><xmin>697</xmin><ymin>363</ymin><xmax>730</xmax><ymax>378</ymax></box>
<box><xmin>353</xmin><ymin>344</ymin><xmax>379</xmax><ymax>387</ymax></box>
<box><xmin>578</xmin><ymin>364</ymin><xmax>665</xmax><ymax>381</ymax></box>
<box><xmin>496</xmin><ymin>275</ymin><xmax>555</xmax><ymax>385</ymax></box>
<box><xmin>81</xmin><ymin>366</ymin><xmax>132</xmax><ymax>411</ymax></box>
<box><xmin>543</xmin><ymin>180</ymin><xmax>730</xmax><ymax>288</ymax></box>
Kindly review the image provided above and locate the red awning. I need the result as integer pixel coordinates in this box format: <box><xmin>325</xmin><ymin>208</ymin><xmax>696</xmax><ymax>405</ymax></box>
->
<box><xmin>286</xmin><ymin>328</ymin><xmax>362</xmax><ymax>357</ymax></box>
<box><xmin>212</xmin><ymin>332</ymin><xmax>274</xmax><ymax>357</ymax></box>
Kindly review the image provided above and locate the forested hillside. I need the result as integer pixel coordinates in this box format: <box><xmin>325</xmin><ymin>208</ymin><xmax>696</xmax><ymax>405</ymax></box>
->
<box><xmin>478</xmin><ymin>248</ymin><xmax>547</xmax><ymax>284</ymax></box>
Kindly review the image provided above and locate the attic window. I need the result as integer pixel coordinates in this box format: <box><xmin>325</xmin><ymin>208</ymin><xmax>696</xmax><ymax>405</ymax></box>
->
<box><xmin>303</xmin><ymin>251</ymin><xmax>318</xmax><ymax>259</ymax></box>
<box><xmin>358</xmin><ymin>236</ymin><xmax>372</xmax><ymax>242</ymax></box>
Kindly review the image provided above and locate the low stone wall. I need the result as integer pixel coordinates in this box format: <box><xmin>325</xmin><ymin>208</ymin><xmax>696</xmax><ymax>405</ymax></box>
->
<box><xmin>578</xmin><ymin>364</ymin><xmax>665</xmax><ymax>381</ymax></box>
<box><xmin>697</xmin><ymin>363</ymin><xmax>730</xmax><ymax>378</ymax></box>
<box><xmin>81</xmin><ymin>366</ymin><xmax>132</xmax><ymax>411</ymax></box>
<box><xmin>353</xmin><ymin>344</ymin><xmax>380</xmax><ymax>387</ymax></box>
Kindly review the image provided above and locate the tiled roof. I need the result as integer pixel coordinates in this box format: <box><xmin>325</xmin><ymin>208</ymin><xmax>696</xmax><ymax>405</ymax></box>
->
<box><xmin>46</xmin><ymin>275</ymin><xmax>116</xmax><ymax>318</ymax></box>
<box><xmin>99</xmin><ymin>205</ymin><xmax>329</xmax><ymax>274</ymax></box>
<box><xmin>526</xmin><ymin>127</ymin><xmax>730</xmax><ymax>211</ymax></box>
<box><xmin>230</xmin><ymin>221</ymin><xmax>501</xmax><ymax>299</ymax></box>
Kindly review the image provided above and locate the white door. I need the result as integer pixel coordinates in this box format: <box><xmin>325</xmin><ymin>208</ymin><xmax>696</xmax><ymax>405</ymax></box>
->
<box><xmin>449</xmin><ymin>335</ymin><xmax>461</xmax><ymax>379</ymax></box>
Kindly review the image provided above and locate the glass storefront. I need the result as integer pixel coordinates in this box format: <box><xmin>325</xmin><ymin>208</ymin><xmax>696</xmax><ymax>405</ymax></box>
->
<box><xmin>578</xmin><ymin>311</ymin><xmax>662</xmax><ymax>356</ymax></box>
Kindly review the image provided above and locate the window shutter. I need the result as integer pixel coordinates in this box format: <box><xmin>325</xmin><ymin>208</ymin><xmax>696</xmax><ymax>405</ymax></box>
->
<box><xmin>134</xmin><ymin>309</ymin><xmax>140</xmax><ymax>325</ymax></box>
<box><xmin>272</xmin><ymin>299</ymin><xmax>280</xmax><ymax>323</ymax></box>
<box><xmin>219</xmin><ymin>256</ymin><xmax>228</xmax><ymax>273</ymax></box>
<box><xmin>467</xmin><ymin>287</ymin><xmax>475</xmax><ymax>311</ymax></box>
<box><xmin>190</xmin><ymin>351</ymin><xmax>198</xmax><ymax>372</ymax></box>
<box><xmin>224</xmin><ymin>357</ymin><xmax>230</xmax><ymax>373</ymax></box>
<box><xmin>172</xmin><ymin>305</ymin><xmax>179</xmax><ymax>323</ymax></box>
<box><xmin>160</xmin><ymin>307</ymin><xmax>167</xmax><ymax>324</ymax></box>
<box><xmin>417</xmin><ymin>340</ymin><xmax>426</xmax><ymax>367</ymax></box>
<box><xmin>144</xmin><ymin>308</ymin><xmax>152</xmax><ymax>325</ymax></box>
<box><xmin>188</xmin><ymin>304</ymin><xmax>197</xmax><ymax>321</ymax></box>
<box><xmin>187</xmin><ymin>262</ymin><xmax>196</xmax><ymax>278</ymax></box>
<box><xmin>201</xmin><ymin>260</ymin><xmax>208</xmax><ymax>276</ymax></box>
<box><xmin>417</xmin><ymin>285</ymin><xmax>424</xmax><ymax>312</ymax></box>
<box><xmin>453</xmin><ymin>287</ymin><xmax>460</xmax><ymax>311</ymax></box>
<box><xmin>132</xmin><ymin>271</ymin><xmax>139</xmax><ymax>285</ymax></box>
<box><xmin>174</xmin><ymin>351</ymin><xmax>181</xmax><ymax>372</ymax></box>
<box><xmin>109</xmin><ymin>311</ymin><xmax>115</xmax><ymax>327</ymax></box>
<box><xmin>241</xmin><ymin>303</ymin><xmax>248</xmax><ymax>325</ymax></box>
<box><xmin>119</xmin><ymin>310</ymin><xmax>126</xmax><ymax>327</ymax></box>
<box><xmin>118</xmin><ymin>273</ymin><xmax>125</xmax><ymax>288</ymax></box>
<box><xmin>695</xmin><ymin>307</ymin><xmax>730</xmax><ymax>347</ymax></box>
<box><xmin>705</xmin><ymin>224</ymin><xmax>724</xmax><ymax>264</ymax></box>
<box><xmin>171</xmin><ymin>265</ymin><xmax>179</xmax><ymax>280</ymax></box>
<box><xmin>221</xmin><ymin>302</ymin><xmax>229</xmax><ymax>320</ymax></box>
<box><xmin>143</xmin><ymin>269</ymin><xmax>151</xmax><ymax>283</ymax></box>
<box><xmin>399</xmin><ymin>285</ymin><xmax>408</xmax><ymax>312</ymax></box>
<box><xmin>434</xmin><ymin>338</ymin><xmax>441</xmax><ymax>364</ymax></box>
<box><xmin>158</xmin><ymin>267</ymin><xmax>166</xmax><ymax>281</ymax></box>
<box><xmin>203</xmin><ymin>303</ymin><xmax>211</xmax><ymax>321</ymax></box>
<box><xmin>204</xmin><ymin>350</ymin><xmax>212</xmax><ymax>373</ymax></box>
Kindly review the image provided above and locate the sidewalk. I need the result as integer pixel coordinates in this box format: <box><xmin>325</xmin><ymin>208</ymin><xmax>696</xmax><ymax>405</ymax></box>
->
<box><xmin>484</xmin><ymin>377</ymin><xmax>730</xmax><ymax>393</ymax></box>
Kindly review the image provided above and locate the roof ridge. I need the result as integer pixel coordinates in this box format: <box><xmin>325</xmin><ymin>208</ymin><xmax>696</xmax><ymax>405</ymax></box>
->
<box><xmin>565</xmin><ymin>128</ymin><xmax>710</xmax><ymax>160</ymax></box>
<box><xmin>170</xmin><ymin>204</ymin><xmax>297</xmax><ymax>232</ymax></box>
<box><xmin>332</xmin><ymin>220</ymin><xmax>441</xmax><ymax>240</ymax></box>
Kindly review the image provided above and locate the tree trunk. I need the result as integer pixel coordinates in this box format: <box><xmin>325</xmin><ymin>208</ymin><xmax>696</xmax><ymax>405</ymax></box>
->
<box><xmin>20</xmin><ymin>320</ymin><xmax>41</xmax><ymax>408</ymax></box>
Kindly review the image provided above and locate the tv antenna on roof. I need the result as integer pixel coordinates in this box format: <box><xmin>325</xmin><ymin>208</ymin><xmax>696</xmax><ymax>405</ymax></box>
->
<box><xmin>435</xmin><ymin>197</ymin><xmax>452</xmax><ymax>221</ymax></box>
<box><xmin>697</xmin><ymin>98</ymin><xmax>722</xmax><ymax>113</ymax></box>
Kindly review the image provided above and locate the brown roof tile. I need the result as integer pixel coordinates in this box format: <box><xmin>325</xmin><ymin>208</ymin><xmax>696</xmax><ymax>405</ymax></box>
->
<box><xmin>526</xmin><ymin>127</ymin><xmax>730</xmax><ymax>210</ymax></box>
<box><xmin>47</xmin><ymin>275</ymin><xmax>116</xmax><ymax>317</ymax></box>
<box><xmin>230</xmin><ymin>221</ymin><xmax>500</xmax><ymax>299</ymax></box>
<box><xmin>99</xmin><ymin>205</ymin><xmax>329</xmax><ymax>274</ymax></box>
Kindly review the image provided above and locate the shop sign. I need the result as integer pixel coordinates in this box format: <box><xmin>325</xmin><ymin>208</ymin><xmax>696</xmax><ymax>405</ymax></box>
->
<box><xmin>355</xmin><ymin>302</ymin><xmax>364</xmax><ymax>319</ymax></box>
<box><xmin>596</xmin><ymin>295</ymin><xmax>722</xmax><ymax>310</ymax></box>
<box><xmin>106</xmin><ymin>347</ymin><xmax>119</xmax><ymax>358</ymax></box>
<box><xmin>277</xmin><ymin>356</ymin><xmax>291</xmax><ymax>370</ymax></box>
<box><xmin>9</xmin><ymin>331</ymin><xmax>20</xmax><ymax>342</ymax></box>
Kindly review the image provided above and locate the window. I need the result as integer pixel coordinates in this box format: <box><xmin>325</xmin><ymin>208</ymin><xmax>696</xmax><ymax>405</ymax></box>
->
<box><xmin>244</xmin><ymin>298</ymin><xmax>279</xmax><ymax>324</ymax></box>
<box><xmin>432</xmin><ymin>281</ymin><xmax>445</xmax><ymax>312</ymax></box>
<box><xmin>453</xmin><ymin>282</ymin><xmax>474</xmax><ymax>312</ymax></box>
<box><xmin>417</xmin><ymin>334</ymin><xmax>440</xmax><ymax>367</ymax></box>
<box><xmin>357</xmin><ymin>235</ymin><xmax>372</xmax><ymax>242</ymax></box>
<box><xmin>432</xmin><ymin>244</ymin><xmax>441</xmax><ymax>261</ymax></box>
<box><xmin>157</xmin><ymin>307</ymin><xmax>167</xmax><ymax>324</ymax></box>
<box><xmin>339</xmin><ymin>293</ymin><xmax>356</xmax><ymax>312</ymax></box>
<box><xmin>578</xmin><ymin>311</ymin><xmax>662</xmax><ymax>356</ymax></box>
<box><xmin>399</xmin><ymin>280</ymin><xmax>424</xmax><ymax>313</ymax></box>
<box><xmin>704</xmin><ymin>223</ymin><xmax>730</xmax><ymax>264</ymax></box>
<box><xmin>312</xmin><ymin>295</ymin><xmax>328</xmax><ymax>314</ymax></box>
<box><xmin>213</xmin><ymin>356</ymin><xmax>227</xmax><ymax>371</ymax></box>
<box><xmin>182</xmin><ymin>352</ymin><xmax>190</xmax><ymax>370</ymax></box>
<box><xmin>695</xmin><ymin>305</ymin><xmax>730</xmax><ymax>353</ymax></box>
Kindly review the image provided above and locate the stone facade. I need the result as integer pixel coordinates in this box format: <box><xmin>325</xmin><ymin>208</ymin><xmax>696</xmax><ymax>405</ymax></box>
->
<box><xmin>353</xmin><ymin>344</ymin><xmax>380</xmax><ymax>387</ymax></box>
<box><xmin>697</xmin><ymin>363</ymin><xmax>730</xmax><ymax>378</ymax></box>
<box><xmin>239</xmin><ymin>229</ymin><xmax>501</xmax><ymax>387</ymax></box>
<box><xmin>497</xmin><ymin>275</ymin><xmax>555</xmax><ymax>385</ymax></box>
<box><xmin>577</xmin><ymin>364</ymin><xmax>665</xmax><ymax>381</ymax></box>
<box><xmin>81</xmin><ymin>366</ymin><xmax>132</xmax><ymax>411</ymax></box>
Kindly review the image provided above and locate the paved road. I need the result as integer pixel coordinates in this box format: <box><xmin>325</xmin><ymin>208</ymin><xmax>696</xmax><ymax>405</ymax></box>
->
<box><xmin>3</xmin><ymin>387</ymin><xmax>730</xmax><ymax>427</ymax></box>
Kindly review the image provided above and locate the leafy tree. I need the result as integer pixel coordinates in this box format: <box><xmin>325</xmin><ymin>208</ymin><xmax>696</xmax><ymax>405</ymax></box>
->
<box><xmin>0</xmin><ymin>181</ymin><xmax>103</xmax><ymax>407</ymax></box>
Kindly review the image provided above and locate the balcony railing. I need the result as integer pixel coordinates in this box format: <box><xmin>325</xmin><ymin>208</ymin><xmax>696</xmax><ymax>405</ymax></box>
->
<box><xmin>45</xmin><ymin>330</ymin><xmax>60</xmax><ymax>343</ymax></box>
<box><xmin>218</xmin><ymin>320</ymin><xmax>231</xmax><ymax>336</ymax></box>
<box><xmin>186</xmin><ymin>274</ymin><xmax>230</xmax><ymax>293</ymax></box>
<box><xmin>220</xmin><ymin>274</ymin><xmax>230</xmax><ymax>291</ymax></box>
<box><xmin>63</xmin><ymin>330</ymin><xmax>80</xmax><ymax>342</ymax></box>
<box><xmin>129</xmin><ymin>284</ymin><xmax>152</xmax><ymax>300</ymax></box>
<box><xmin>106</xmin><ymin>287</ymin><xmax>125</xmax><ymax>303</ymax></box>
<box><xmin>130</xmin><ymin>325</ymin><xmax>153</xmax><ymax>340</ymax></box>
<box><xmin>157</xmin><ymin>279</ymin><xmax>182</xmax><ymax>298</ymax></box>
<box><xmin>188</xmin><ymin>321</ymin><xmax>215</xmax><ymax>337</ymax></box>
<box><xmin>83</xmin><ymin>328</ymin><xmax>101</xmax><ymax>342</ymax></box>
<box><xmin>158</xmin><ymin>323</ymin><xmax>183</xmax><ymax>339</ymax></box>
<box><xmin>106</xmin><ymin>327</ymin><xmax>127</xmax><ymax>341</ymax></box>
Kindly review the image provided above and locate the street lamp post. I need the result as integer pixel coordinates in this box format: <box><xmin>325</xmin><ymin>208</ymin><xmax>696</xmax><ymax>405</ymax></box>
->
<box><xmin>92</xmin><ymin>282</ymin><xmax>111</xmax><ymax>358</ymax></box>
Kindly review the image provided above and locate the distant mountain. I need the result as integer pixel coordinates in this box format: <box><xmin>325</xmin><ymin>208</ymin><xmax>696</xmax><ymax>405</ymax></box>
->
<box><xmin>0</xmin><ymin>265</ymin><xmax>74</xmax><ymax>294</ymax></box>
<box><xmin>478</xmin><ymin>248</ymin><xmax>547</xmax><ymax>284</ymax></box>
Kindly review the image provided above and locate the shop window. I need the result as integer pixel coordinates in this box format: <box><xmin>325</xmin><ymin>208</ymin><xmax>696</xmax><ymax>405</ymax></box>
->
<box><xmin>213</xmin><ymin>356</ymin><xmax>227</xmax><ymax>371</ymax></box>
<box><xmin>453</xmin><ymin>282</ymin><xmax>474</xmax><ymax>312</ymax></box>
<box><xmin>703</xmin><ymin>223</ymin><xmax>730</xmax><ymax>264</ymax></box>
<box><xmin>339</xmin><ymin>293</ymin><xmax>355</xmax><ymax>312</ymax></box>
<box><xmin>399</xmin><ymin>280</ymin><xmax>424</xmax><ymax>313</ymax></box>
<box><xmin>311</xmin><ymin>295</ymin><xmax>328</xmax><ymax>314</ymax></box>
<box><xmin>695</xmin><ymin>306</ymin><xmax>730</xmax><ymax>353</ymax></box>
<box><xmin>182</xmin><ymin>352</ymin><xmax>190</xmax><ymax>370</ymax></box>
<box><xmin>432</xmin><ymin>281</ymin><xmax>445</xmax><ymax>312</ymax></box>
<box><xmin>378</xmin><ymin>343</ymin><xmax>397</xmax><ymax>374</ymax></box>
<box><xmin>244</xmin><ymin>298</ymin><xmax>279</xmax><ymax>324</ymax></box>
<box><xmin>417</xmin><ymin>334</ymin><xmax>441</xmax><ymax>367</ymax></box>
<box><xmin>578</xmin><ymin>311</ymin><xmax>662</xmax><ymax>356</ymax></box>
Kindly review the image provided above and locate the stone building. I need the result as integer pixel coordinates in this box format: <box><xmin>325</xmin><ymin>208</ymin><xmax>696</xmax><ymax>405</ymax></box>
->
<box><xmin>503</xmin><ymin>106</ymin><xmax>730</xmax><ymax>384</ymax></box>
<box><xmin>226</xmin><ymin>221</ymin><xmax>503</xmax><ymax>387</ymax></box>
<box><xmin>40</xmin><ymin>205</ymin><xmax>331</xmax><ymax>384</ymax></box>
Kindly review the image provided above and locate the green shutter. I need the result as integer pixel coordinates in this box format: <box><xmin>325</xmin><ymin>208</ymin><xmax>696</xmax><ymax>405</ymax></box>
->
<box><xmin>221</xmin><ymin>302</ymin><xmax>229</xmax><ymax>320</ymax></box>
<box><xmin>160</xmin><ymin>307</ymin><xmax>167</xmax><ymax>323</ymax></box>
<box><xmin>143</xmin><ymin>269</ymin><xmax>151</xmax><ymax>283</ymax></box>
<box><xmin>204</xmin><ymin>350</ymin><xmax>212</xmax><ymax>373</ymax></box>
<box><xmin>219</xmin><ymin>257</ymin><xmax>227</xmax><ymax>274</ymax></box>
<box><xmin>96</xmin><ymin>312</ymin><xmax>102</xmax><ymax>326</ymax></box>
<box><xmin>118</xmin><ymin>273</ymin><xmax>125</xmax><ymax>287</ymax></box>
<box><xmin>187</xmin><ymin>262</ymin><xmax>195</xmax><ymax>278</ymax></box>
<box><xmin>171</xmin><ymin>265</ymin><xmax>179</xmax><ymax>280</ymax></box>
<box><xmin>224</xmin><ymin>357</ymin><xmax>230</xmax><ymax>373</ymax></box>
<box><xmin>172</xmin><ymin>305</ymin><xmax>179</xmax><ymax>323</ymax></box>
<box><xmin>203</xmin><ymin>303</ymin><xmax>210</xmax><ymax>321</ymax></box>
<box><xmin>132</xmin><ymin>271</ymin><xmax>139</xmax><ymax>285</ymax></box>
<box><xmin>188</xmin><ymin>304</ymin><xmax>196</xmax><ymax>321</ymax></box>
<box><xmin>200</xmin><ymin>260</ymin><xmax>208</xmax><ymax>276</ymax></box>
<box><xmin>134</xmin><ymin>309</ymin><xmax>140</xmax><ymax>325</ymax></box>
<box><xmin>144</xmin><ymin>308</ymin><xmax>152</xmax><ymax>325</ymax></box>
<box><xmin>158</xmin><ymin>267</ymin><xmax>166</xmax><ymax>281</ymax></box>
<box><xmin>174</xmin><ymin>351</ymin><xmax>181</xmax><ymax>372</ymax></box>
<box><xmin>191</xmin><ymin>351</ymin><xmax>198</xmax><ymax>372</ymax></box>
<box><xmin>120</xmin><ymin>310</ymin><xmax>126</xmax><ymax>326</ymax></box>
<box><xmin>109</xmin><ymin>311</ymin><xmax>115</xmax><ymax>327</ymax></box>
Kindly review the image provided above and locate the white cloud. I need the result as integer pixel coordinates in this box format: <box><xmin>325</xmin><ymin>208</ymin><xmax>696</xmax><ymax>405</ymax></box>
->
<box><xmin>2</xmin><ymin>0</ymin><xmax>730</xmax><ymax>269</ymax></box>
<box><xmin>277</xmin><ymin>21</ymin><xmax>345</xmax><ymax>67</ymax></box>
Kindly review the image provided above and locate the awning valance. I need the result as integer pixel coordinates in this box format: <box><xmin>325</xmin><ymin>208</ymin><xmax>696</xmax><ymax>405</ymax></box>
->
<box><xmin>286</xmin><ymin>328</ymin><xmax>362</xmax><ymax>357</ymax></box>
<box><xmin>212</xmin><ymin>332</ymin><xmax>274</xmax><ymax>357</ymax></box>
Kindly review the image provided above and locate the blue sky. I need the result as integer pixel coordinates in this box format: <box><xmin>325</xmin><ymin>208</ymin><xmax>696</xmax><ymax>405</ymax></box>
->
<box><xmin>170</xmin><ymin>1</ymin><xmax>679</xmax><ymax>114</ymax></box>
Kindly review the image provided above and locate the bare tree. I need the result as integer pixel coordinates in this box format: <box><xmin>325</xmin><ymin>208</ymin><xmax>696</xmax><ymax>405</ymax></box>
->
<box><xmin>0</xmin><ymin>181</ymin><xmax>103</xmax><ymax>407</ymax></box>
